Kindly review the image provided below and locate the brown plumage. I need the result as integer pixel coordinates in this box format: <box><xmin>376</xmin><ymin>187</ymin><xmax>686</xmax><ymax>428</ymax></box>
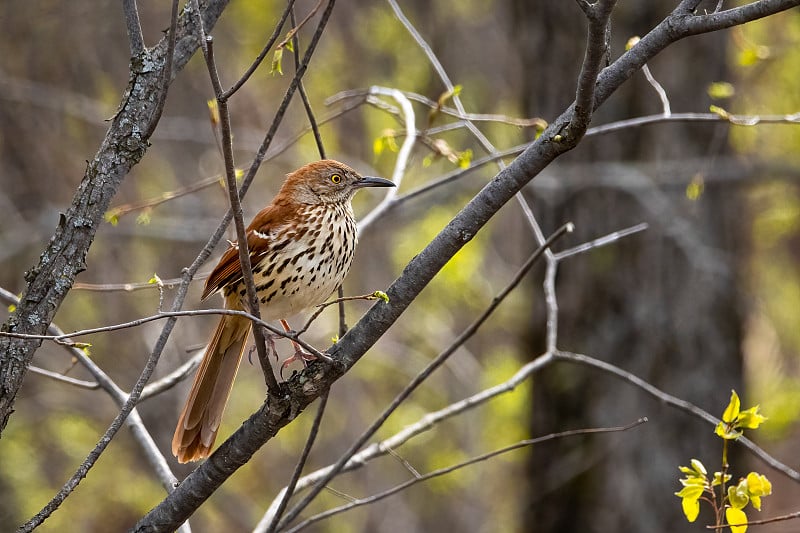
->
<box><xmin>172</xmin><ymin>160</ymin><xmax>394</xmax><ymax>463</ymax></box>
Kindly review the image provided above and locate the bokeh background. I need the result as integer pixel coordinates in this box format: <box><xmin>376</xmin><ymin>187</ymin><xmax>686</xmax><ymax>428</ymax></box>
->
<box><xmin>1</xmin><ymin>1</ymin><xmax>799</xmax><ymax>531</ymax></box>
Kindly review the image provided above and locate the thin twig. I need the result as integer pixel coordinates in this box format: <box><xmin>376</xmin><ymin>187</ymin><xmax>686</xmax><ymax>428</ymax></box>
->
<box><xmin>553</xmin><ymin>349</ymin><xmax>800</xmax><ymax>482</ymax></box>
<box><xmin>274</xmin><ymin>223</ymin><xmax>573</xmax><ymax>530</ymax></box>
<box><xmin>259</xmin><ymin>354</ymin><xmax>554</xmax><ymax>526</ymax></box>
<box><xmin>143</xmin><ymin>0</ymin><xmax>180</xmax><ymax>139</ymax></box>
<box><xmin>222</xmin><ymin>0</ymin><xmax>297</xmax><ymax>99</ymax></box>
<box><xmin>0</xmin><ymin>308</ymin><xmax>327</xmax><ymax>362</ymax></box>
<box><xmin>28</xmin><ymin>366</ymin><xmax>99</xmax><ymax>390</ymax></box>
<box><xmin>553</xmin><ymin>222</ymin><xmax>649</xmax><ymax>260</ymax></box>
<box><xmin>203</xmin><ymin>34</ymin><xmax>279</xmax><ymax>392</ymax></box>
<box><xmin>707</xmin><ymin>510</ymin><xmax>800</xmax><ymax>529</ymax></box>
<box><xmin>357</xmin><ymin>86</ymin><xmax>415</xmax><ymax>233</ymax></box>
<box><xmin>122</xmin><ymin>0</ymin><xmax>146</xmax><ymax>56</ymax></box>
<box><xmin>285</xmin><ymin>419</ymin><xmax>647</xmax><ymax>533</ymax></box>
<box><xmin>262</xmin><ymin>390</ymin><xmax>330</xmax><ymax>533</ymax></box>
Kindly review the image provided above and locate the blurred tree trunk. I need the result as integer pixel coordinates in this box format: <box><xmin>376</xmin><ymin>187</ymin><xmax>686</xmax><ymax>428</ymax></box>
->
<box><xmin>511</xmin><ymin>2</ymin><xmax>744</xmax><ymax>530</ymax></box>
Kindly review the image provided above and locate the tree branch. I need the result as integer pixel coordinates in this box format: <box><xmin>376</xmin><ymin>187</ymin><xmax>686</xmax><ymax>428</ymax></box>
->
<box><xmin>0</xmin><ymin>0</ymin><xmax>231</xmax><ymax>449</ymax></box>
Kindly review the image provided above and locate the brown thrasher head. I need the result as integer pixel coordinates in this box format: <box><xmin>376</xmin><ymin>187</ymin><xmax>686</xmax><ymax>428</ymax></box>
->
<box><xmin>172</xmin><ymin>159</ymin><xmax>393</xmax><ymax>463</ymax></box>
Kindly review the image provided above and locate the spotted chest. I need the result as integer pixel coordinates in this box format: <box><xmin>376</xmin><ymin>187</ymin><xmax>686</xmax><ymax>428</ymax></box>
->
<box><xmin>225</xmin><ymin>202</ymin><xmax>358</xmax><ymax>320</ymax></box>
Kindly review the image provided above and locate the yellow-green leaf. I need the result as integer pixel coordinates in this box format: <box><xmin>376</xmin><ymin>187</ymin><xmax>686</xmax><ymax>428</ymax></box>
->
<box><xmin>690</xmin><ymin>458</ymin><xmax>707</xmax><ymax>476</ymax></box>
<box><xmin>681</xmin><ymin>497</ymin><xmax>700</xmax><ymax>522</ymax></box>
<box><xmin>625</xmin><ymin>36</ymin><xmax>641</xmax><ymax>51</ymax></box>
<box><xmin>207</xmin><ymin>99</ymin><xmax>219</xmax><ymax>125</ymax></box>
<box><xmin>136</xmin><ymin>210</ymin><xmax>151</xmax><ymax>225</ymax></box>
<box><xmin>271</xmin><ymin>48</ymin><xmax>284</xmax><ymax>76</ymax></box>
<box><xmin>746</xmin><ymin>472</ymin><xmax>772</xmax><ymax>498</ymax></box>
<box><xmin>707</xmin><ymin>81</ymin><xmax>735</xmax><ymax>100</ymax></box>
<box><xmin>8</xmin><ymin>304</ymin><xmax>16</xmax><ymax>313</ymax></box>
<box><xmin>712</xmin><ymin>471</ymin><xmax>732</xmax><ymax>486</ymax></box>
<box><xmin>738</xmin><ymin>406</ymin><xmax>767</xmax><ymax>429</ymax></box>
<box><xmin>728</xmin><ymin>482</ymin><xmax>749</xmax><ymax>510</ymax></box>
<box><xmin>372</xmin><ymin>290</ymin><xmax>389</xmax><ymax>303</ymax></box>
<box><xmin>715</xmin><ymin>421</ymin><xmax>742</xmax><ymax>440</ymax></box>
<box><xmin>675</xmin><ymin>484</ymin><xmax>704</xmax><ymax>499</ymax></box>
<box><xmin>686</xmin><ymin>174</ymin><xmax>705</xmax><ymax>201</ymax></box>
<box><xmin>722</xmin><ymin>390</ymin><xmax>741</xmax><ymax>423</ymax></box>
<box><xmin>104</xmin><ymin>210</ymin><xmax>120</xmax><ymax>226</ymax></box>
<box><xmin>710</xmin><ymin>105</ymin><xmax>730</xmax><ymax>120</ymax></box>
<box><xmin>726</xmin><ymin>507</ymin><xmax>748</xmax><ymax>533</ymax></box>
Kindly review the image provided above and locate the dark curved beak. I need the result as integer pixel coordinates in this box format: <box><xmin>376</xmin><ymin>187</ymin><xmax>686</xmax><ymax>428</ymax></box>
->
<box><xmin>356</xmin><ymin>176</ymin><xmax>395</xmax><ymax>188</ymax></box>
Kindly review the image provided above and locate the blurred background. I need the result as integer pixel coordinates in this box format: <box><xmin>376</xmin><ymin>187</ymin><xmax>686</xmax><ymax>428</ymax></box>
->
<box><xmin>1</xmin><ymin>0</ymin><xmax>799</xmax><ymax>531</ymax></box>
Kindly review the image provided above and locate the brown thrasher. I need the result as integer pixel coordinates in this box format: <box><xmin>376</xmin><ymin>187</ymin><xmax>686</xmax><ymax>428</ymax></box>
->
<box><xmin>172</xmin><ymin>160</ymin><xmax>394</xmax><ymax>463</ymax></box>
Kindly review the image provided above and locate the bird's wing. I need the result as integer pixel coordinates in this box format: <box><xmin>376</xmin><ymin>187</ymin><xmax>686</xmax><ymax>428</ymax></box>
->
<box><xmin>201</xmin><ymin>204</ymin><xmax>287</xmax><ymax>300</ymax></box>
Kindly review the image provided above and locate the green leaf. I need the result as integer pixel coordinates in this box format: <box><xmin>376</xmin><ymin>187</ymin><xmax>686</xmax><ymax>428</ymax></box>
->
<box><xmin>104</xmin><ymin>210</ymin><xmax>120</xmax><ymax>226</ymax></box>
<box><xmin>725</xmin><ymin>507</ymin><xmax>748</xmax><ymax>533</ymax></box>
<box><xmin>330</xmin><ymin>334</ymin><xmax>339</xmax><ymax>344</ymax></box>
<box><xmin>8</xmin><ymin>304</ymin><xmax>16</xmax><ymax>313</ymax></box>
<box><xmin>148</xmin><ymin>273</ymin><xmax>162</xmax><ymax>286</ymax></box>
<box><xmin>722</xmin><ymin>390</ymin><xmax>741</xmax><ymax>423</ymax></box>
<box><xmin>271</xmin><ymin>48</ymin><xmax>284</xmax><ymax>76</ymax></box>
<box><xmin>136</xmin><ymin>210</ymin><xmax>151</xmax><ymax>225</ymax></box>
<box><xmin>710</xmin><ymin>105</ymin><xmax>730</xmax><ymax>120</ymax></box>
<box><xmin>207</xmin><ymin>99</ymin><xmax>219</xmax><ymax>126</ymax></box>
<box><xmin>372</xmin><ymin>290</ymin><xmax>389</xmax><ymax>303</ymax></box>
<box><xmin>707</xmin><ymin>81</ymin><xmax>735</xmax><ymax>100</ymax></box>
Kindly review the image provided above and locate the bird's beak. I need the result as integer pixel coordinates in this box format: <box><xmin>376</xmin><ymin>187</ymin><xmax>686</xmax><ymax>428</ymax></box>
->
<box><xmin>356</xmin><ymin>176</ymin><xmax>395</xmax><ymax>188</ymax></box>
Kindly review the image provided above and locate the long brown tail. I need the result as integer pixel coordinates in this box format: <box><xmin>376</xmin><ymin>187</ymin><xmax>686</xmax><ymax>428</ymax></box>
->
<box><xmin>172</xmin><ymin>312</ymin><xmax>251</xmax><ymax>463</ymax></box>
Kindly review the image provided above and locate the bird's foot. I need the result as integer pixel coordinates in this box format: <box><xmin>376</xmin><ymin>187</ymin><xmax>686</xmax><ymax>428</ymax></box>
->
<box><xmin>279</xmin><ymin>348</ymin><xmax>318</xmax><ymax>379</ymax></box>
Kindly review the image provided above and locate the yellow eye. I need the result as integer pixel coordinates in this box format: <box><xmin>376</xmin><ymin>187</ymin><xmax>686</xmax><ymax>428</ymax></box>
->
<box><xmin>330</xmin><ymin>174</ymin><xmax>342</xmax><ymax>184</ymax></box>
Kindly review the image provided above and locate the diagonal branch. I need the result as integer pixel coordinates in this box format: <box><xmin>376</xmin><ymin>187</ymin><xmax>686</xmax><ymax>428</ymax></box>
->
<box><xmin>132</xmin><ymin>1</ymin><xmax>800</xmax><ymax>528</ymax></box>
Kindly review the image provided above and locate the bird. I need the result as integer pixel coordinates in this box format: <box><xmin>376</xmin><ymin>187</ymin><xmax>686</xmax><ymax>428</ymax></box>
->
<box><xmin>172</xmin><ymin>159</ymin><xmax>395</xmax><ymax>463</ymax></box>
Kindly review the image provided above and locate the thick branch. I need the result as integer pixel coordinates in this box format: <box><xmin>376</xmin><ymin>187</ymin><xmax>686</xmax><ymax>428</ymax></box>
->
<box><xmin>133</xmin><ymin>0</ymin><xmax>800</xmax><ymax>528</ymax></box>
<box><xmin>0</xmin><ymin>0</ymin><xmax>232</xmax><ymax>437</ymax></box>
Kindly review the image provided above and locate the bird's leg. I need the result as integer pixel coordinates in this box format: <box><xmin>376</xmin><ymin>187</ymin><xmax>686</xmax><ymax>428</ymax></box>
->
<box><xmin>248</xmin><ymin>327</ymin><xmax>280</xmax><ymax>365</ymax></box>
<box><xmin>279</xmin><ymin>318</ymin><xmax>317</xmax><ymax>378</ymax></box>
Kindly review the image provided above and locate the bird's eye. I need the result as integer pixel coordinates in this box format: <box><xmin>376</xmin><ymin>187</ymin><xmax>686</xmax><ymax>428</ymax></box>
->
<box><xmin>330</xmin><ymin>174</ymin><xmax>342</xmax><ymax>184</ymax></box>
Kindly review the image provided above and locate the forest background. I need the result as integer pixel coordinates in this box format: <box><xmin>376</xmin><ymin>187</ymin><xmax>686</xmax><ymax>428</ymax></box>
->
<box><xmin>1</xmin><ymin>1</ymin><xmax>799</xmax><ymax>532</ymax></box>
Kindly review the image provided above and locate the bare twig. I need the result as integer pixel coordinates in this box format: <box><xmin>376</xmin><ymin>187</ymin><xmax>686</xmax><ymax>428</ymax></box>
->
<box><xmin>553</xmin><ymin>222</ymin><xmax>649</xmax><ymax>260</ymax></box>
<box><xmin>259</xmin><ymin>354</ymin><xmax>554</xmax><ymax>526</ymax></box>
<box><xmin>122</xmin><ymin>0</ymin><xmax>145</xmax><ymax>56</ymax></box>
<box><xmin>202</xmin><ymin>34</ymin><xmax>279</xmax><ymax>391</ymax></box>
<box><xmin>263</xmin><ymin>391</ymin><xmax>330</xmax><ymax>533</ymax></box>
<box><xmin>358</xmin><ymin>87</ymin><xmax>415</xmax><ymax>232</ymax></box>
<box><xmin>274</xmin><ymin>223</ymin><xmax>573</xmax><ymax>530</ymax></box>
<box><xmin>222</xmin><ymin>0</ymin><xmax>297</xmax><ymax>99</ymax></box>
<box><xmin>28</xmin><ymin>366</ymin><xmax>99</xmax><ymax>390</ymax></box>
<box><xmin>707</xmin><ymin>510</ymin><xmax>800</xmax><ymax>529</ymax></box>
<box><xmin>143</xmin><ymin>0</ymin><xmax>180</xmax><ymax>139</ymax></box>
<box><xmin>553</xmin><ymin>350</ymin><xmax>800</xmax><ymax>482</ymax></box>
<box><xmin>286</xmin><ymin>419</ymin><xmax>648</xmax><ymax>532</ymax></box>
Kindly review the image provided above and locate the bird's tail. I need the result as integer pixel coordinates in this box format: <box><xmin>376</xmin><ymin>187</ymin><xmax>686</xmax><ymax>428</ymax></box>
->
<box><xmin>172</xmin><ymin>309</ymin><xmax>251</xmax><ymax>463</ymax></box>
